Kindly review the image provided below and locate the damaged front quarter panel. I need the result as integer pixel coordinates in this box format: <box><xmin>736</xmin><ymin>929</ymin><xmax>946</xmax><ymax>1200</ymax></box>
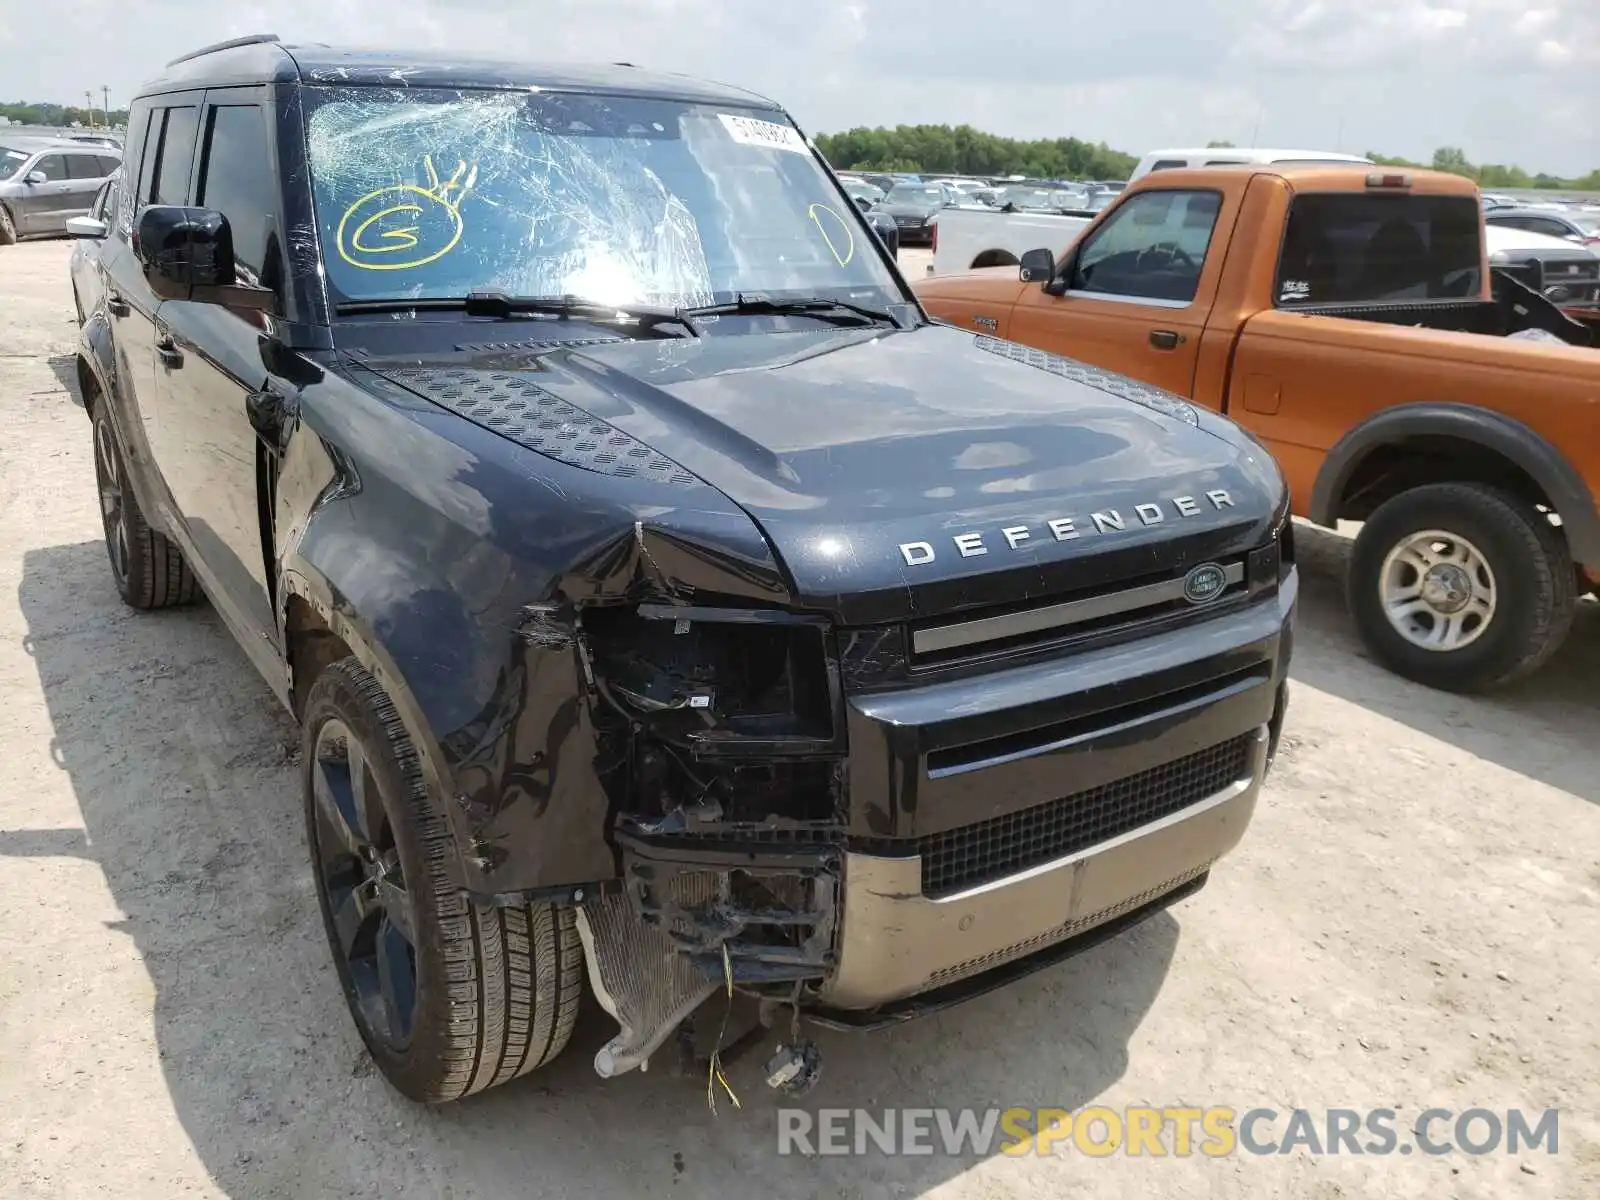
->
<box><xmin>272</xmin><ymin>357</ymin><xmax>848</xmax><ymax>1075</ymax></box>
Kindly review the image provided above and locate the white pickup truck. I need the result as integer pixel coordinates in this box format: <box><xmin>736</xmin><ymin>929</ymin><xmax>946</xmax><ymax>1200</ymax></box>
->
<box><xmin>930</xmin><ymin>205</ymin><xmax>1091</xmax><ymax>275</ymax></box>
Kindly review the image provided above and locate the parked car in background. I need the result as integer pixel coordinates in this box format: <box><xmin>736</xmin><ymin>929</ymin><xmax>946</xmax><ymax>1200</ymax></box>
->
<box><xmin>864</xmin><ymin>207</ymin><xmax>900</xmax><ymax>258</ymax></box>
<box><xmin>875</xmin><ymin>181</ymin><xmax>956</xmax><ymax>245</ymax></box>
<box><xmin>1485</xmin><ymin>223</ymin><xmax>1600</xmax><ymax>309</ymax></box>
<box><xmin>1484</xmin><ymin>205</ymin><xmax>1600</xmax><ymax>247</ymax></box>
<box><xmin>929</xmin><ymin>196</ymin><xmax>1093</xmax><ymax>274</ymax></box>
<box><xmin>0</xmin><ymin>136</ymin><xmax>122</xmax><ymax>243</ymax></box>
<box><xmin>67</xmin><ymin>176</ymin><xmax>120</xmax><ymax>323</ymax></box>
<box><xmin>838</xmin><ymin>176</ymin><xmax>885</xmax><ymax>211</ymax></box>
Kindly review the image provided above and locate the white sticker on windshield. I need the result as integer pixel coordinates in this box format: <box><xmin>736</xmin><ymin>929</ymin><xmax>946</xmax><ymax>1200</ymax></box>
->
<box><xmin>4</xmin><ymin>150</ymin><xmax>26</xmax><ymax>160</ymax></box>
<box><xmin>717</xmin><ymin>113</ymin><xmax>809</xmax><ymax>155</ymax></box>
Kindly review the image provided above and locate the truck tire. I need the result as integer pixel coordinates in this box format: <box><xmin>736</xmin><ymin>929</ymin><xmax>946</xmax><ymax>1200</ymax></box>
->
<box><xmin>303</xmin><ymin>658</ymin><xmax>583</xmax><ymax>1103</ymax></box>
<box><xmin>0</xmin><ymin>205</ymin><xmax>15</xmax><ymax>245</ymax></box>
<box><xmin>91</xmin><ymin>411</ymin><xmax>200</xmax><ymax>609</ymax></box>
<box><xmin>1348</xmin><ymin>483</ymin><xmax>1576</xmax><ymax>693</ymax></box>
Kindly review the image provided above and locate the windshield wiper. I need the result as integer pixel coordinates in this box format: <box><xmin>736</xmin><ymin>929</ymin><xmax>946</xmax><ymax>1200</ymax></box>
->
<box><xmin>675</xmin><ymin>293</ymin><xmax>905</xmax><ymax>330</ymax></box>
<box><xmin>335</xmin><ymin>290</ymin><xmax>692</xmax><ymax>335</ymax></box>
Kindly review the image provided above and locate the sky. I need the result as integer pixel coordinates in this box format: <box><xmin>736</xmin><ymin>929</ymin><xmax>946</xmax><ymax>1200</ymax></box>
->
<box><xmin>1</xmin><ymin>0</ymin><xmax>1596</xmax><ymax>176</ymax></box>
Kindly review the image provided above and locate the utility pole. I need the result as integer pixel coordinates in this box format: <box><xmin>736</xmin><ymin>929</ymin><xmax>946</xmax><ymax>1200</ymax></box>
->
<box><xmin>84</xmin><ymin>90</ymin><xmax>96</xmax><ymax>128</ymax></box>
<box><xmin>102</xmin><ymin>86</ymin><xmax>111</xmax><ymax>130</ymax></box>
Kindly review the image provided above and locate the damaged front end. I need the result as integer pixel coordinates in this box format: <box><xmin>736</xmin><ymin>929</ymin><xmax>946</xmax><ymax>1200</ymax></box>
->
<box><xmin>574</xmin><ymin>602</ymin><xmax>849</xmax><ymax>1077</ymax></box>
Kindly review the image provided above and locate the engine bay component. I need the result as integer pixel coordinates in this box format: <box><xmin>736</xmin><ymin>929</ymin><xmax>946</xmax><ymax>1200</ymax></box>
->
<box><xmin>575</xmin><ymin>891</ymin><xmax>718</xmax><ymax>1078</ymax></box>
<box><xmin>764</xmin><ymin>1040</ymin><xmax>823</xmax><ymax>1096</ymax></box>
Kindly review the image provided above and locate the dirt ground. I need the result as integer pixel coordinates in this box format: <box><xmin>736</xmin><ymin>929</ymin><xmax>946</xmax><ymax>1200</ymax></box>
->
<box><xmin>2</xmin><ymin>238</ymin><xmax>1597</xmax><ymax>1199</ymax></box>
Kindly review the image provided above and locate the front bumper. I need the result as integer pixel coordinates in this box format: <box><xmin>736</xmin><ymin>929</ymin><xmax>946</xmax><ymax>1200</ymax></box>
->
<box><xmin>819</xmin><ymin>731</ymin><xmax>1263</xmax><ymax>1009</ymax></box>
<box><xmin>602</xmin><ymin>571</ymin><xmax>1295</xmax><ymax>1040</ymax></box>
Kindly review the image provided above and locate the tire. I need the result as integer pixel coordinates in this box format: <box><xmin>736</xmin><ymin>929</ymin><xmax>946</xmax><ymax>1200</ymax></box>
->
<box><xmin>303</xmin><ymin>658</ymin><xmax>583</xmax><ymax>1103</ymax></box>
<box><xmin>91</xmin><ymin>410</ymin><xmax>200</xmax><ymax>609</ymax></box>
<box><xmin>0</xmin><ymin>205</ymin><xmax>15</xmax><ymax>245</ymax></box>
<box><xmin>1348</xmin><ymin>483</ymin><xmax>1576</xmax><ymax>693</ymax></box>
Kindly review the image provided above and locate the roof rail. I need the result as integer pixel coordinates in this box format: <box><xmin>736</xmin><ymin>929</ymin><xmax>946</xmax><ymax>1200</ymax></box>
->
<box><xmin>166</xmin><ymin>33</ymin><xmax>281</xmax><ymax>67</ymax></box>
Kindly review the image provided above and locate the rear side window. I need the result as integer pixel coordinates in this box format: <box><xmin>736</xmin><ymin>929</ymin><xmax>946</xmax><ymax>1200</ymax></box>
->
<box><xmin>197</xmin><ymin>104</ymin><xmax>276</xmax><ymax>279</ymax></box>
<box><xmin>1276</xmin><ymin>193</ymin><xmax>1482</xmax><ymax>305</ymax></box>
<box><xmin>65</xmin><ymin>154</ymin><xmax>108</xmax><ymax>181</ymax></box>
<box><xmin>152</xmin><ymin>107</ymin><xmax>200</xmax><ymax>204</ymax></box>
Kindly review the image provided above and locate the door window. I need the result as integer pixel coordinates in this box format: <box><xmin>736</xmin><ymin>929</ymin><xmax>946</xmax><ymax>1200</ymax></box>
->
<box><xmin>1068</xmin><ymin>189</ymin><xmax>1221</xmax><ymax>303</ymax></box>
<box><xmin>91</xmin><ymin>178</ymin><xmax>119</xmax><ymax>220</ymax></box>
<box><xmin>1275</xmin><ymin>193</ymin><xmax>1481</xmax><ymax>305</ymax></box>
<box><xmin>196</xmin><ymin>104</ymin><xmax>275</xmax><ymax>280</ymax></box>
<box><xmin>65</xmin><ymin>153</ymin><xmax>109</xmax><ymax>181</ymax></box>
<box><xmin>152</xmin><ymin>106</ymin><xmax>200</xmax><ymax>204</ymax></box>
<box><xmin>1529</xmin><ymin>218</ymin><xmax>1574</xmax><ymax>239</ymax></box>
<box><xmin>32</xmin><ymin>154</ymin><xmax>69</xmax><ymax>182</ymax></box>
<box><xmin>1148</xmin><ymin>159</ymin><xmax>1190</xmax><ymax>173</ymax></box>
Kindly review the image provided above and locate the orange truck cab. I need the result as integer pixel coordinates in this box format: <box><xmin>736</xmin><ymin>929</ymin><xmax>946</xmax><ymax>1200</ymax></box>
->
<box><xmin>915</xmin><ymin>164</ymin><xmax>1600</xmax><ymax>693</ymax></box>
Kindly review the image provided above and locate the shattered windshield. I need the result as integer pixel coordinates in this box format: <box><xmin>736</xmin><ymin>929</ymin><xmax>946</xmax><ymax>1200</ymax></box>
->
<box><xmin>304</xmin><ymin>86</ymin><xmax>900</xmax><ymax>310</ymax></box>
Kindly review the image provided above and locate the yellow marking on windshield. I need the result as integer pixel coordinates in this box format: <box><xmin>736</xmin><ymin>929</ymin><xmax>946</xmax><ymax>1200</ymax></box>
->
<box><xmin>336</xmin><ymin>154</ymin><xmax>478</xmax><ymax>271</ymax></box>
<box><xmin>808</xmin><ymin>202</ymin><xmax>855</xmax><ymax>267</ymax></box>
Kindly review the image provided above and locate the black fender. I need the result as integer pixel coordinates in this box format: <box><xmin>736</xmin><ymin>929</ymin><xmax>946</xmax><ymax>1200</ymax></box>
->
<box><xmin>75</xmin><ymin>314</ymin><xmax>116</xmax><ymax>418</ymax></box>
<box><xmin>1310</xmin><ymin>402</ymin><xmax>1600</xmax><ymax>565</ymax></box>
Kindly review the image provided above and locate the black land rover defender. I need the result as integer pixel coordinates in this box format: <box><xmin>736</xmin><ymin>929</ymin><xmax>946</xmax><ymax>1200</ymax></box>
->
<box><xmin>71</xmin><ymin>34</ymin><xmax>1295</xmax><ymax>1103</ymax></box>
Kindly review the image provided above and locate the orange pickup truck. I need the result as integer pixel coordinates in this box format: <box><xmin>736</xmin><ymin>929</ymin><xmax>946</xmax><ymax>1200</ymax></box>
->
<box><xmin>914</xmin><ymin>164</ymin><xmax>1599</xmax><ymax>693</ymax></box>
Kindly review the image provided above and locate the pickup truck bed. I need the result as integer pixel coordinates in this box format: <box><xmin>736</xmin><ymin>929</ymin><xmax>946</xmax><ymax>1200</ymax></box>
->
<box><xmin>915</xmin><ymin>164</ymin><xmax>1599</xmax><ymax>693</ymax></box>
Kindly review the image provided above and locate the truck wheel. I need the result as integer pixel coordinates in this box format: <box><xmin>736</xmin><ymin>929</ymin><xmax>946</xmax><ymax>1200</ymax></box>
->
<box><xmin>0</xmin><ymin>206</ymin><xmax>15</xmax><ymax>245</ymax></box>
<box><xmin>303</xmin><ymin>658</ymin><xmax>583</xmax><ymax>1103</ymax></box>
<box><xmin>1348</xmin><ymin>483</ymin><xmax>1576</xmax><ymax>693</ymax></box>
<box><xmin>91</xmin><ymin>411</ymin><xmax>199</xmax><ymax>609</ymax></box>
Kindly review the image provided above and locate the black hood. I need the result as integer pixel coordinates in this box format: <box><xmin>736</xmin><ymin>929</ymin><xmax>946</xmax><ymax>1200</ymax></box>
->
<box><xmin>368</xmin><ymin>323</ymin><xmax>1284</xmax><ymax>624</ymax></box>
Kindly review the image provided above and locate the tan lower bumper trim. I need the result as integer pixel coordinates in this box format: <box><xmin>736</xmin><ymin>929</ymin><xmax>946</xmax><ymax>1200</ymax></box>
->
<box><xmin>818</xmin><ymin>732</ymin><xmax>1265</xmax><ymax>1009</ymax></box>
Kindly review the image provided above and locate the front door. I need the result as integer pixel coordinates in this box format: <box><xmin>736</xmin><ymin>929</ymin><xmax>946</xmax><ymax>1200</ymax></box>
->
<box><xmin>151</xmin><ymin>89</ymin><xmax>285</xmax><ymax>679</ymax></box>
<box><xmin>15</xmin><ymin>153</ymin><xmax>74</xmax><ymax>234</ymax></box>
<box><xmin>1009</xmin><ymin>187</ymin><xmax>1235</xmax><ymax>398</ymax></box>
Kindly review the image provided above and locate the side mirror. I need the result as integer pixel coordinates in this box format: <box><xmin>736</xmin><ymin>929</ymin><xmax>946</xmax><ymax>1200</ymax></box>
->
<box><xmin>134</xmin><ymin>205</ymin><xmax>276</xmax><ymax>311</ymax></box>
<box><xmin>66</xmin><ymin>215</ymin><xmax>108</xmax><ymax>240</ymax></box>
<box><xmin>24</xmin><ymin>170</ymin><xmax>46</xmax><ymax>186</ymax></box>
<box><xmin>1019</xmin><ymin>247</ymin><xmax>1056</xmax><ymax>284</ymax></box>
<box><xmin>136</xmin><ymin>205</ymin><xmax>237</xmax><ymax>299</ymax></box>
<box><xmin>853</xmin><ymin>195</ymin><xmax>871</xmax><ymax>212</ymax></box>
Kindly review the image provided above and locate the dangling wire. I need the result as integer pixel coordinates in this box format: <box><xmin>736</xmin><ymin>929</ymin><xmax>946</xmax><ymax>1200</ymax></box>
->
<box><xmin>706</xmin><ymin>942</ymin><xmax>743</xmax><ymax>1115</ymax></box>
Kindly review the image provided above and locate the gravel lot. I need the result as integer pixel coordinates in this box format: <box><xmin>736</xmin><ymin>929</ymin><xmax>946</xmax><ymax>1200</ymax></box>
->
<box><xmin>2</xmin><ymin>238</ymin><xmax>1597</xmax><ymax>1199</ymax></box>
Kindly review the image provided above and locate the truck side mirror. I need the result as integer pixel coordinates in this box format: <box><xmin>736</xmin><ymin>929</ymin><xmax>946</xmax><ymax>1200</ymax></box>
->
<box><xmin>1019</xmin><ymin>248</ymin><xmax>1056</xmax><ymax>284</ymax></box>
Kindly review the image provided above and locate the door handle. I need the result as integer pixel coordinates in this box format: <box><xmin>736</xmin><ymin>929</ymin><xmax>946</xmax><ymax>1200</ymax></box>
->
<box><xmin>1149</xmin><ymin>329</ymin><xmax>1184</xmax><ymax>350</ymax></box>
<box><xmin>156</xmin><ymin>336</ymin><xmax>184</xmax><ymax>368</ymax></box>
<box><xmin>106</xmin><ymin>292</ymin><xmax>129</xmax><ymax>317</ymax></box>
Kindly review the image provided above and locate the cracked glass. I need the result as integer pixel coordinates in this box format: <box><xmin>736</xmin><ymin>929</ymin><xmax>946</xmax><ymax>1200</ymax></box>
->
<box><xmin>303</xmin><ymin>86</ymin><xmax>899</xmax><ymax>311</ymax></box>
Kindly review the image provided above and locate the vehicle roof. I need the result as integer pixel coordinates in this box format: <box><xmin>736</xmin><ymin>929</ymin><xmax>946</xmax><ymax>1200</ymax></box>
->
<box><xmin>1132</xmin><ymin>162</ymin><xmax>1481</xmax><ymax>195</ymax></box>
<box><xmin>135</xmin><ymin>36</ymin><xmax>779</xmax><ymax>110</ymax></box>
<box><xmin>1485</xmin><ymin>206</ymin><xmax>1583</xmax><ymax>221</ymax></box>
<box><xmin>1139</xmin><ymin>147</ymin><xmax>1372</xmax><ymax>162</ymax></box>
<box><xmin>0</xmin><ymin>134</ymin><xmax>117</xmax><ymax>153</ymax></box>
<box><xmin>1485</xmin><ymin>224</ymin><xmax>1596</xmax><ymax>254</ymax></box>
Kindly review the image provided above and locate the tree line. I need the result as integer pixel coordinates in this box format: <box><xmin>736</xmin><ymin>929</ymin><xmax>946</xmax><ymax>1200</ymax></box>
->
<box><xmin>816</xmin><ymin>125</ymin><xmax>1600</xmax><ymax>192</ymax></box>
<box><xmin>1</xmin><ymin>101</ymin><xmax>129</xmax><ymax>130</ymax></box>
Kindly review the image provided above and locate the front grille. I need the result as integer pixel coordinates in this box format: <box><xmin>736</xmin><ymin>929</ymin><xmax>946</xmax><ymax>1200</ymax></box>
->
<box><xmin>913</xmin><ymin>734</ymin><xmax>1254</xmax><ymax>897</ymax></box>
